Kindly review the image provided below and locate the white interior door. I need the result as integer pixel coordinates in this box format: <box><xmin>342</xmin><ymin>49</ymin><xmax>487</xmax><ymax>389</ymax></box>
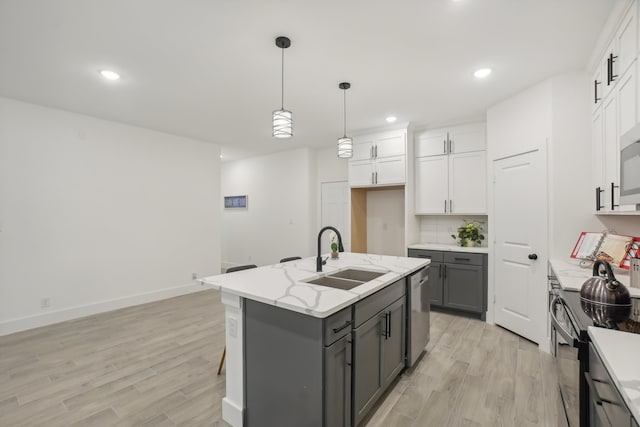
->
<box><xmin>321</xmin><ymin>181</ymin><xmax>350</xmax><ymax>253</ymax></box>
<box><xmin>493</xmin><ymin>149</ymin><xmax>547</xmax><ymax>345</ymax></box>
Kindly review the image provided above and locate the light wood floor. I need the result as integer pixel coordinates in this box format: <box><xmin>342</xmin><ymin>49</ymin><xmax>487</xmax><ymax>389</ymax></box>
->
<box><xmin>0</xmin><ymin>290</ymin><xmax>560</xmax><ymax>426</ymax></box>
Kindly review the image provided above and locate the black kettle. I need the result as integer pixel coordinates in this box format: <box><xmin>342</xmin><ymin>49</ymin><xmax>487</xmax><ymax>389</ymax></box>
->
<box><xmin>580</xmin><ymin>260</ymin><xmax>631</xmax><ymax>328</ymax></box>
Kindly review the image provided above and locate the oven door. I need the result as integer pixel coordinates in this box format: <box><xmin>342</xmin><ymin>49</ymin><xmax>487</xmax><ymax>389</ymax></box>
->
<box><xmin>550</xmin><ymin>293</ymin><xmax>581</xmax><ymax>427</ymax></box>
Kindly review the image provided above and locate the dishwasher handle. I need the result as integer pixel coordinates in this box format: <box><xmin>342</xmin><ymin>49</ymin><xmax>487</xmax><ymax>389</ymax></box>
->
<box><xmin>549</xmin><ymin>296</ymin><xmax>577</xmax><ymax>347</ymax></box>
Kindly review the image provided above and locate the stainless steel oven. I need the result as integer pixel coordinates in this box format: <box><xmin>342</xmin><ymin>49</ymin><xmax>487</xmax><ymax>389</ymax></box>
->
<box><xmin>549</xmin><ymin>281</ymin><xmax>589</xmax><ymax>427</ymax></box>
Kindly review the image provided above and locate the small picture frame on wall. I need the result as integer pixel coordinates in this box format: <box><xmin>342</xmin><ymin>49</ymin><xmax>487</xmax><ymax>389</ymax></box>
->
<box><xmin>224</xmin><ymin>195</ymin><xmax>248</xmax><ymax>209</ymax></box>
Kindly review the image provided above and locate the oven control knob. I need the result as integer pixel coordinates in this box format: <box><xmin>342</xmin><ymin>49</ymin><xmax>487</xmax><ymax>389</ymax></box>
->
<box><xmin>528</xmin><ymin>254</ymin><xmax>538</xmax><ymax>260</ymax></box>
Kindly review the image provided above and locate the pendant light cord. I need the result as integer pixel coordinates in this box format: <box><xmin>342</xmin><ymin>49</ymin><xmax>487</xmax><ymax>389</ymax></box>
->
<box><xmin>281</xmin><ymin>48</ymin><xmax>285</xmax><ymax>110</ymax></box>
<box><xmin>343</xmin><ymin>88</ymin><xmax>347</xmax><ymax>137</ymax></box>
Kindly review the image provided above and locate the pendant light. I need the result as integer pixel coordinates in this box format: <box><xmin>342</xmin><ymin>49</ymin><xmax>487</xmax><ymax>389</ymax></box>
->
<box><xmin>337</xmin><ymin>82</ymin><xmax>353</xmax><ymax>158</ymax></box>
<box><xmin>273</xmin><ymin>36</ymin><xmax>292</xmax><ymax>138</ymax></box>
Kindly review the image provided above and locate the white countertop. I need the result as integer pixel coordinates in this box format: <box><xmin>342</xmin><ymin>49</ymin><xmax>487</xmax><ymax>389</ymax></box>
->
<box><xmin>408</xmin><ymin>242</ymin><xmax>489</xmax><ymax>254</ymax></box>
<box><xmin>549</xmin><ymin>258</ymin><xmax>639</xmax><ymax>298</ymax></box>
<box><xmin>199</xmin><ymin>252</ymin><xmax>429</xmax><ymax>318</ymax></box>
<box><xmin>588</xmin><ymin>327</ymin><xmax>640</xmax><ymax>423</ymax></box>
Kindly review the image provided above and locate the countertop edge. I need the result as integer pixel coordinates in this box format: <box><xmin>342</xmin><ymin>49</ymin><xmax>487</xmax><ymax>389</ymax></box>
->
<box><xmin>200</xmin><ymin>255</ymin><xmax>430</xmax><ymax>318</ymax></box>
<box><xmin>407</xmin><ymin>243</ymin><xmax>489</xmax><ymax>254</ymax></box>
<box><xmin>588</xmin><ymin>327</ymin><xmax>640</xmax><ymax>423</ymax></box>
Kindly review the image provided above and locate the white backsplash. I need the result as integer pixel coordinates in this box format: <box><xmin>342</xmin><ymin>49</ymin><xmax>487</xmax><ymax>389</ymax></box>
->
<box><xmin>418</xmin><ymin>215</ymin><xmax>489</xmax><ymax>246</ymax></box>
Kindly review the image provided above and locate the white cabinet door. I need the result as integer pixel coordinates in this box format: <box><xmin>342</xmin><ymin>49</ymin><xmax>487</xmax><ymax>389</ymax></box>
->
<box><xmin>618</xmin><ymin>61</ymin><xmax>637</xmax><ymax>136</ymax></box>
<box><xmin>375</xmin><ymin>132</ymin><xmax>405</xmax><ymax>158</ymax></box>
<box><xmin>448</xmin><ymin>123</ymin><xmax>486</xmax><ymax>154</ymax></box>
<box><xmin>592</xmin><ymin>107</ymin><xmax>605</xmax><ymax>211</ymax></box>
<box><xmin>349</xmin><ymin>160</ymin><xmax>374</xmax><ymax>187</ymax></box>
<box><xmin>603</xmin><ymin>94</ymin><xmax>619</xmax><ymax>210</ymax></box>
<box><xmin>375</xmin><ymin>155</ymin><xmax>405</xmax><ymax>185</ymax></box>
<box><xmin>449</xmin><ymin>151</ymin><xmax>487</xmax><ymax>214</ymax></box>
<box><xmin>617</xmin><ymin>3</ymin><xmax>637</xmax><ymax>77</ymax></box>
<box><xmin>415</xmin><ymin>129</ymin><xmax>448</xmax><ymax>157</ymax></box>
<box><xmin>351</xmin><ymin>136</ymin><xmax>374</xmax><ymax>162</ymax></box>
<box><xmin>415</xmin><ymin>156</ymin><xmax>448</xmax><ymax>214</ymax></box>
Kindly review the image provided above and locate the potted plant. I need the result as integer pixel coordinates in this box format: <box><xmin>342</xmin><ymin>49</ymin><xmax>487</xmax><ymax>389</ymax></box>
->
<box><xmin>330</xmin><ymin>233</ymin><xmax>339</xmax><ymax>259</ymax></box>
<box><xmin>451</xmin><ymin>220</ymin><xmax>485</xmax><ymax>247</ymax></box>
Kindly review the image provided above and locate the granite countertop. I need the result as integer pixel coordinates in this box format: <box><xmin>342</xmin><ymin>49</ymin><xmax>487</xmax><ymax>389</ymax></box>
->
<box><xmin>408</xmin><ymin>242</ymin><xmax>489</xmax><ymax>254</ymax></box>
<box><xmin>588</xmin><ymin>327</ymin><xmax>640</xmax><ymax>423</ymax></box>
<box><xmin>549</xmin><ymin>258</ymin><xmax>639</xmax><ymax>298</ymax></box>
<box><xmin>199</xmin><ymin>252</ymin><xmax>429</xmax><ymax>319</ymax></box>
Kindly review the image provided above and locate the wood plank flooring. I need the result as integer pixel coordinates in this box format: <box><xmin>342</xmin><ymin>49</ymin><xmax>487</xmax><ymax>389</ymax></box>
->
<box><xmin>0</xmin><ymin>290</ymin><xmax>561</xmax><ymax>426</ymax></box>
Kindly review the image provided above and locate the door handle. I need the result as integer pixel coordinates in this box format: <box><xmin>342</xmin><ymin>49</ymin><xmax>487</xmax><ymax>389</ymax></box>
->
<box><xmin>528</xmin><ymin>254</ymin><xmax>538</xmax><ymax>260</ymax></box>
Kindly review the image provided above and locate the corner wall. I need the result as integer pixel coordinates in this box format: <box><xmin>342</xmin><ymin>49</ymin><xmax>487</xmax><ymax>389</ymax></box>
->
<box><xmin>220</xmin><ymin>148</ymin><xmax>316</xmax><ymax>268</ymax></box>
<box><xmin>0</xmin><ymin>97</ymin><xmax>221</xmax><ymax>335</ymax></box>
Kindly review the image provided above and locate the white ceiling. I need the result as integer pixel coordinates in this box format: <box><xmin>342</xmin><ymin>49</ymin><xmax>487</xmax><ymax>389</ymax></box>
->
<box><xmin>0</xmin><ymin>0</ymin><xmax>620</xmax><ymax>160</ymax></box>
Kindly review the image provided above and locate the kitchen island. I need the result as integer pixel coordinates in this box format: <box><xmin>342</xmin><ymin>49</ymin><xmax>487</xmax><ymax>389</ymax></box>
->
<box><xmin>199</xmin><ymin>252</ymin><xmax>429</xmax><ymax>427</ymax></box>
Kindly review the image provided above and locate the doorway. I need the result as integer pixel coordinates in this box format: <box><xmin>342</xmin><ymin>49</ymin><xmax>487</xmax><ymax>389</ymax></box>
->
<box><xmin>320</xmin><ymin>181</ymin><xmax>350</xmax><ymax>253</ymax></box>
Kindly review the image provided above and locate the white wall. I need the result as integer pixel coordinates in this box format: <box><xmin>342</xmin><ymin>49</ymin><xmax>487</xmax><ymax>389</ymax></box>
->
<box><xmin>418</xmin><ymin>215</ymin><xmax>489</xmax><ymax>246</ymax></box>
<box><xmin>221</xmin><ymin>148</ymin><xmax>316</xmax><ymax>268</ymax></box>
<box><xmin>366</xmin><ymin>189</ymin><xmax>405</xmax><ymax>256</ymax></box>
<box><xmin>315</xmin><ymin>145</ymin><xmax>349</xmax><ymax>241</ymax></box>
<box><xmin>0</xmin><ymin>97</ymin><xmax>221</xmax><ymax>335</ymax></box>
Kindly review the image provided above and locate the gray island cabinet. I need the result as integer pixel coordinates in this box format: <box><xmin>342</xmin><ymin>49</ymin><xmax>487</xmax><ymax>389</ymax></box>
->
<box><xmin>198</xmin><ymin>252</ymin><xmax>429</xmax><ymax>427</ymax></box>
<box><xmin>244</xmin><ymin>278</ymin><xmax>406</xmax><ymax>427</ymax></box>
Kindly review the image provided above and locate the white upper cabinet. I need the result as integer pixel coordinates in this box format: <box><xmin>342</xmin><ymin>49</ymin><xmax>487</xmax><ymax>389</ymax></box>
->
<box><xmin>348</xmin><ymin>129</ymin><xmax>407</xmax><ymax>187</ymax></box>
<box><xmin>590</xmin><ymin>1</ymin><xmax>639</xmax><ymax>213</ymax></box>
<box><xmin>415</xmin><ymin>123</ymin><xmax>485</xmax><ymax>157</ymax></box>
<box><xmin>414</xmin><ymin>122</ymin><xmax>487</xmax><ymax>215</ymax></box>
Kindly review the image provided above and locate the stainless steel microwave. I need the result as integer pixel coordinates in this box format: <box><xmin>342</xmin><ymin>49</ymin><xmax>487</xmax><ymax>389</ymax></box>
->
<box><xmin>620</xmin><ymin>126</ymin><xmax>640</xmax><ymax>205</ymax></box>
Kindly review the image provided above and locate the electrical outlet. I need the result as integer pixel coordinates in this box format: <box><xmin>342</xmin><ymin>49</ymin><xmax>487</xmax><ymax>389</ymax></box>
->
<box><xmin>192</xmin><ymin>273</ymin><xmax>197</xmax><ymax>280</ymax></box>
<box><xmin>41</xmin><ymin>297</ymin><xmax>50</xmax><ymax>308</ymax></box>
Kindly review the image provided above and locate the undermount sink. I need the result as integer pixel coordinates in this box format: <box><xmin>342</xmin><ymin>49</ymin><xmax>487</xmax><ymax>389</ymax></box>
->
<box><xmin>327</xmin><ymin>269</ymin><xmax>386</xmax><ymax>282</ymax></box>
<box><xmin>304</xmin><ymin>268</ymin><xmax>387</xmax><ymax>290</ymax></box>
<box><xmin>304</xmin><ymin>276</ymin><xmax>363</xmax><ymax>290</ymax></box>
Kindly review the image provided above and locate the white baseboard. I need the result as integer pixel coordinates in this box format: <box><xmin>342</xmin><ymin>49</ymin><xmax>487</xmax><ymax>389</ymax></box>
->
<box><xmin>0</xmin><ymin>282</ymin><xmax>205</xmax><ymax>336</ymax></box>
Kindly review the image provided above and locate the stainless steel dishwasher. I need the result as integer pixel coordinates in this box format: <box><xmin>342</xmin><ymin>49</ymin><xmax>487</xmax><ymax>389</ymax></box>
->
<box><xmin>406</xmin><ymin>266</ymin><xmax>430</xmax><ymax>367</ymax></box>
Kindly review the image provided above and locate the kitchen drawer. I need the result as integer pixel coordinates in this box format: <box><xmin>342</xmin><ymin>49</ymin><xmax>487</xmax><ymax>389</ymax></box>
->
<box><xmin>324</xmin><ymin>306</ymin><xmax>353</xmax><ymax>345</ymax></box>
<box><xmin>443</xmin><ymin>252</ymin><xmax>484</xmax><ymax>266</ymax></box>
<box><xmin>354</xmin><ymin>279</ymin><xmax>405</xmax><ymax>328</ymax></box>
<box><xmin>589</xmin><ymin>344</ymin><xmax>632</xmax><ymax>427</ymax></box>
<box><xmin>408</xmin><ymin>249</ymin><xmax>443</xmax><ymax>262</ymax></box>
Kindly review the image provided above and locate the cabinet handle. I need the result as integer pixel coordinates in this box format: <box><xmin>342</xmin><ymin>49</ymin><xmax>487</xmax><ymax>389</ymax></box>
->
<box><xmin>381</xmin><ymin>312</ymin><xmax>388</xmax><ymax>339</ymax></box>
<box><xmin>611</xmin><ymin>182</ymin><xmax>619</xmax><ymax>210</ymax></box>
<box><xmin>332</xmin><ymin>320</ymin><xmax>354</xmax><ymax>334</ymax></box>
<box><xmin>375</xmin><ymin>171</ymin><xmax>378</xmax><ymax>184</ymax></box>
<box><xmin>594</xmin><ymin>80</ymin><xmax>601</xmax><ymax>104</ymax></box>
<box><xmin>371</xmin><ymin>172</ymin><xmax>374</xmax><ymax>185</ymax></box>
<box><xmin>449</xmin><ymin>200</ymin><xmax>452</xmax><ymax>213</ymax></box>
<box><xmin>454</xmin><ymin>257</ymin><xmax>470</xmax><ymax>261</ymax></box>
<box><xmin>608</xmin><ymin>53</ymin><xmax>618</xmax><ymax>84</ymax></box>
<box><xmin>596</xmin><ymin>187</ymin><xmax>604</xmax><ymax>211</ymax></box>
<box><xmin>370</xmin><ymin>146</ymin><xmax>373</xmax><ymax>159</ymax></box>
<box><xmin>387</xmin><ymin>310</ymin><xmax>391</xmax><ymax>339</ymax></box>
<box><xmin>438</xmin><ymin>264</ymin><xmax>442</xmax><ymax>277</ymax></box>
<box><xmin>374</xmin><ymin>145</ymin><xmax>378</xmax><ymax>158</ymax></box>
<box><xmin>443</xmin><ymin>140</ymin><xmax>447</xmax><ymax>154</ymax></box>
<box><xmin>444</xmin><ymin>200</ymin><xmax>447</xmax><ymax>213</ymax></box>
<box><xmin>449</xmin><ymin>138</ymin><xmax>452</xmax><ymax>153</ymax></box>
<box><xmin>443</xmin><ymin>264</ymin><xmax>447</xmax><ymax>279</ymax></box>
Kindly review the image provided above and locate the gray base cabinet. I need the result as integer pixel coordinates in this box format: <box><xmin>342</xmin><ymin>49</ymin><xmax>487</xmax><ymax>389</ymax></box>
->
<box><xmin>408</xmin><ymin>249</ymin><xmax>487</xmax><ymax>317</ymax></box>
<box><xmin>244</xmin><ymin>278</ymin><xmax>407</xmax><ymax>427</ymax></box>
<box><xmin>587</xmin><ymin>343</ymin><xmax>636</xmax><ymax>427</ymax></box>
<box><xmin>353</xmin><ymin>281</ymin><xmax>405</xmax><ymax>426</ymax></box>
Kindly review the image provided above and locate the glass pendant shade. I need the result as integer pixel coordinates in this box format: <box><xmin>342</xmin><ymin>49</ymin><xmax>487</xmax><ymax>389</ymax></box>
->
<box><xmin>337</xmin><ymin>136</ymin><xmax>353</xmax><ymax>158</ymax></box>
<box><xmin>272</xmin><ymin>109</ymin><xmax>293</xmax><ymax>138</ymax></box>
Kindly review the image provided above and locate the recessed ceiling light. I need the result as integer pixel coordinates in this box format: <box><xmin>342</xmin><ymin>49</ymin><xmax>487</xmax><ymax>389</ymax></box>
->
<box><xmin>100</xmin><ymin>70</ymin><xmax>120</xmax><ymax>80</ymax></box>
<box><xmin>474</xmin><ymin>68</ymin><xmax>492</xmax><ymax>79</ymax></box>
<box><xmin>386</xmin><ymin>116</ymin><xmax>397</xmax><ymax>123</ymax></box>
<box><xmin>219</xmin><ymin>154</ymin><xmax>224</xmax><ymax>159</ymax></box>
